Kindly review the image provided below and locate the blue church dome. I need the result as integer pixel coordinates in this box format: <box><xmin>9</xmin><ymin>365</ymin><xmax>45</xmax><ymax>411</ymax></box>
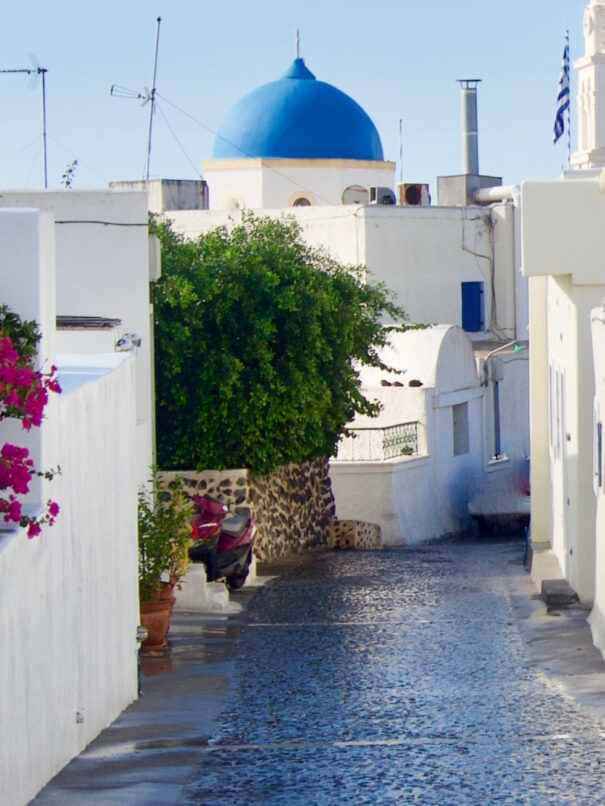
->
<box><xmin>213</xmin><ymin>58</ymin><xmax>384</xmax><ymax>161</ymax></box>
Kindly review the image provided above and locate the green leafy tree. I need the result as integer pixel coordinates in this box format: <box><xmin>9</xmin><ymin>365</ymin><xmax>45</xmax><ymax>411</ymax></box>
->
<box><xmin>151</xmin><ymin>214</ymin><xmax>407</xmax><ymax>474</ymax></box>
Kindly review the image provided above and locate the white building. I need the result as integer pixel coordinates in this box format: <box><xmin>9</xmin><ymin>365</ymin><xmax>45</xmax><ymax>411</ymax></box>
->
<box><xmin>169</xmin><ymin>200</ymin><xmax>525</xmax><ymax>343</ymax></box>
<box><xmin>329</xmin><ymin>326</ymin><xmax>528</xmax><ymax>544</ymax></box>
<box><xmin>589</xmin><ymin>306</ymin><xmax>605</xmax><ymax>653</ymax></box>
<box><xmin>148</xmin><ymin>52</ymin><xmax>529</xmax><ymax>544</ymax></box>
<box><xmin>521</xmin><ymin>1</ymin><xmax>605</xmax><ymax>623</ymax></box>
<box><xmin>0</xmin><ymin>191</ymin><xmax>154</xmax><ymax>805</ymax></box>
<box><xmin>0</xmin><ymin>190</ymin><xmax>155</xmax><ymax>486</ymax></box>
<box><xmin>330</xmin><ymin>326</ymin><xmax>483</xmax><ymax>543</ymax></box>
<box><xmin>522</xmin><ymin>177</ymin><xmax>605</xmax><ymax>602</ymax></box>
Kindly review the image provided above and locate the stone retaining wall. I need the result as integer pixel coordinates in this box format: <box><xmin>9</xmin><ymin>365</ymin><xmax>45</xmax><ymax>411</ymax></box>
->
<box><xmin>161</xmin><ymin>457</ymin><xmax>335</xmax><ymax>561</ymax></box>
<box><xmin>329</xmin><ymin>519</ymin><xmax>383</xmax><ymax>550</ymax></box>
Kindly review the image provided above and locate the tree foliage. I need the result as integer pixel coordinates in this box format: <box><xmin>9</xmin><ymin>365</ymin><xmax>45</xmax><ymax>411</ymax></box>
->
<box><xmin>151</xmin><ymin>214</ymin><xmax>406</xmax><ymax>474</ymax></box>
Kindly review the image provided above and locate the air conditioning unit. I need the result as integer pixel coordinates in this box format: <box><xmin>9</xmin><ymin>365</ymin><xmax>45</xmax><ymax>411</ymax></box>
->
<box><xmin>369</xmin><ymin>186</ymin><xmax>396</xmax><ymax>205</ymax></box>
<box><xmin>397</xmin><ymin>183</ymin><xmax>431</xmax><ymax>206</ymax></box>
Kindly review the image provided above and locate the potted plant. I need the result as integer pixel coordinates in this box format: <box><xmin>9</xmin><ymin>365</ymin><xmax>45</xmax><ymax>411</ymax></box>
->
<box><xmin>138</xmin><ymin>468</ymin><xmax>193</xmax><ymax>651</ymax></box>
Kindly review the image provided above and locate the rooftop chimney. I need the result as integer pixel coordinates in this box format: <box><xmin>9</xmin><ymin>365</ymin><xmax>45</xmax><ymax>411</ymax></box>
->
<box><xmin>436</xmin><ymin>78</ymin><xmax>501</xmax><ymax>205</ymax></box>
<box><xmin>458</xmin><ymin>79</ymin><xmax>481</xmax><ymax>175</ymax></box>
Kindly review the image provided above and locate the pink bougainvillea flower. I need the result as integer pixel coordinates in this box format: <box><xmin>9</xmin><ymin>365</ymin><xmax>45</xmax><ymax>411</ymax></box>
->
<box><xmin>27</xmin><ymin>521</ymin><xmax>41</xmax><ymax>538</ymax></box>
<box><xmin>0</xmin><ymin>327</ymin><xmax>61</xmax><ymax>539</ymax></box>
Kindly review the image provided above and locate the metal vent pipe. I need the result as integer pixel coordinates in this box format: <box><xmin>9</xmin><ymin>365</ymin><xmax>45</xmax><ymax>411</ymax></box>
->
<box><xmin>458</xmin><ymin>79</ymin><xmax>481</xmax><ymax>175</ymax></box>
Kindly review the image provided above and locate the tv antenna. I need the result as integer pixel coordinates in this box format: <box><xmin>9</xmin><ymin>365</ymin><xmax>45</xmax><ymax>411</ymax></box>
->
<box><xmin>110</xmin><ymin>16</ymin><xmax>162</xmax><ymax>181</ymax></box>
<box><xmin>0</xmin><ymin>57</ymin><xmax>48</xmax><ymax>188</ymax></box>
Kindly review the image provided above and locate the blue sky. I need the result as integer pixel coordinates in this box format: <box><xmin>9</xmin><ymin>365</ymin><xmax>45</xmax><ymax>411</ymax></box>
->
<box><xmin>1</xmin><ymin>1</ymin><xmax>585</xmax><ymax>192</ymax></box>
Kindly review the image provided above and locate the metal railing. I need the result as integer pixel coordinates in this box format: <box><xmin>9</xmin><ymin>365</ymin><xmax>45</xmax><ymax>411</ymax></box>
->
<box><xmin>336</xmin><ymin>421</ymin><xmax>420</xmax><ymax>462</ymax></box>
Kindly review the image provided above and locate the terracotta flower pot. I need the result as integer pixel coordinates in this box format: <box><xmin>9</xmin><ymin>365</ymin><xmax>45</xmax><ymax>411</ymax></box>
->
<box><xmin>140</xmin><ymin>600</ymin><xmax>172</xmax><ymax>652</ymax></box>
<box><xmin>154</xmin><ymin>580</ymin><xmax>177</xmax><ymax>609</ymax></box>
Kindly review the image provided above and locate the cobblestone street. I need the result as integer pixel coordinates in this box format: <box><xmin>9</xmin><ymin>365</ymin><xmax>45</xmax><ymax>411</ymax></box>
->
<box><xmin>183</xmin><ymin>536</ymin><xmax>605</xmax><ymax>805</ymax></box>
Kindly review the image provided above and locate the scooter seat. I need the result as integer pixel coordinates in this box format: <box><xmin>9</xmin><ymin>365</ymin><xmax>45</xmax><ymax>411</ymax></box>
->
<box><xmin>222</xmin><ymin>514</ymin><xmax>247</xmax><ymax>537</ymax></box>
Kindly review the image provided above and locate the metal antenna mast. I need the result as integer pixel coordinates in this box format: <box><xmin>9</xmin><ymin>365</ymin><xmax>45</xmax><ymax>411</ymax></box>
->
<box><xmin>144</xmin><ymin>16</ymin><xmax>162</xmax><ymax>182</ymax></box>
<box><xmin>0</xmin><ymin>64</ymin><xmax>48</xmax><ymax>188</ymax></box>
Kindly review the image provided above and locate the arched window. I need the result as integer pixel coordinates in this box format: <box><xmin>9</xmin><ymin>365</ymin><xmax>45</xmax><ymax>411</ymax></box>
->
<box><xmin>288</xmin><ymin>192</ymin><xmax>315</xmax><ymax>207</ymax></box>
<box><xmin>341</xmin><ymin>185</ymin><xmax>369</xmax><ymax>205</ymax></box>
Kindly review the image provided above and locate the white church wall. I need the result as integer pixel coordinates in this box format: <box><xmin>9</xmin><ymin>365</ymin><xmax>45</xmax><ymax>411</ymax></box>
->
<box><xmin>204</xmin><ymin>162</ymin><xmax>264</xmax><ymax>210</ymax></box>
<box><xmin>0</xmin><ymin>190</ymin><xmax>154</xmax><ymax>489</ymax></box>
<box><xmin>258</xmin><ymin>160</ymin><xmax>396</xmax><ymax>207</ymax></box>
<box><xmin>0</xmin><ymin>208</ymin><xmax>139</xmax><ymax>805</ymax></box>
<box><xmin>203</xmin><ymin>158</ymin><xmax>395</xmax><ymax>209</ymax></box>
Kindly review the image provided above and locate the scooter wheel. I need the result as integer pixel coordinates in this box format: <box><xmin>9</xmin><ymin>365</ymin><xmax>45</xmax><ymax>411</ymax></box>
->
<box><xmin>226</xmin><ymin>571</ymin><xmax>248</xmax><ymax>591</ymax></box>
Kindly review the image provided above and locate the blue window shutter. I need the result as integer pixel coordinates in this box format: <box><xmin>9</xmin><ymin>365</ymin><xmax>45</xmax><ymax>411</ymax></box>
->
<box><xmin>461</xmin><ymin>282</ymin><xmax>484</xmax><ymax>332</ymax></box>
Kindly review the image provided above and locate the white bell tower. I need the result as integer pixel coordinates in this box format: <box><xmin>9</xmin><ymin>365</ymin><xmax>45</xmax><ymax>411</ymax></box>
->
<box><xmin>572</xmin><ymin>0</ymin><xmax>605</xmax><ymax>168</ymax></box>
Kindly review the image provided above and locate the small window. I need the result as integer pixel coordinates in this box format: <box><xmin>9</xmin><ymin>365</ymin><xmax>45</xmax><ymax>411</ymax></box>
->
<box><xmin>288</xmin><ymin>192</ymin><xmax>315</xmax><ymax>207</ymax></box>
<box><xmin>453</xmin><ymin>402</ymin><xmax>469</xmax><ymax>456</ymax></box>
<box><xmin>342</xmin><ymin>185</ymin><xmax>369</xmax><ymax>205</ymax></box>
<box><xmin>461</xmin><ymin>281</ymin><xmax>484</xmax><ymax>332</ymax></box>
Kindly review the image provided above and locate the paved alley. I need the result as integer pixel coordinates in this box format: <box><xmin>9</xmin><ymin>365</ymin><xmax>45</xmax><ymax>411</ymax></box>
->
<box><xmin>183</xmin><ymin>536</ymin><xmax>605</xmax><ymax>805</ymax></box>
<box><xmin>35</xmin><ymin>534</ymin><xmax>605</xmax><ymax>805</ymax></box>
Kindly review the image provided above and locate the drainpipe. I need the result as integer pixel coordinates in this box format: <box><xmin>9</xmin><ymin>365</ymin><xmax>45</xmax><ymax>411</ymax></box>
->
<box><xmin>481</xmin><ymin>340</ymin><xmax>524</xmax><ymax>459</ymax></box>
<box><xmin>493</xmin><ymin>379</ymin><xmax>502</xmax><ymax>458</ymax></box>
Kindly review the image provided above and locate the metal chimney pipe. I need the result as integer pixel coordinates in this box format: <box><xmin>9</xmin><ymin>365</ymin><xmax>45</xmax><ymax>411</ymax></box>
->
<box><xmin>458</xmin><ymin>79</ymin><xmax>481</xmax><ymax>175</ymax></box>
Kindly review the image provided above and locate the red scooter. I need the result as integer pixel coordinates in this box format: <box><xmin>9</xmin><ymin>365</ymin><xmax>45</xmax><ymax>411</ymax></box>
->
<box><xmin>189</xmin><ymin>495</ymin><xmax>256</xmax><ymax>591</ymax></box>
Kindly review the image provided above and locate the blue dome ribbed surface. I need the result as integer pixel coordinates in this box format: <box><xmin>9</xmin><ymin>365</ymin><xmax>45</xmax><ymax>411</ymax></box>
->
<box><xmin>213</xmin><ymin>58</ymin><xmax>384</xmax><ymax>161</ymax></box>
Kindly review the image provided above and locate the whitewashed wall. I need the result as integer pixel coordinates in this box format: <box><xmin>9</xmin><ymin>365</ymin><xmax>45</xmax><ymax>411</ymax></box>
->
<box><xmin>0</xmin><ymin>207</ymin><xmax>141</xmax><ymax>804</ymax></box>
<box><xmin>0</xmin><ymin>357</ymin><xmax>139</xmax><ymax>806</ymax></box>
<box><xmin>330</xmin><ymin>393</ymin><xmax>482</xmax><ymax>545</ymax></box>
<box><xmin>522</xmin><ymin>177</ymin><xmax>605</xmax><ymax>601</ymax></box>
<box><xmin>167</xmin><ymin>202</ymin><xmax>522</xmax><ymax>340</ymax></box>
<box><xmin>202</xmin><ymin>158</ymin><xmax>395</xmax><ymax>209</ymax></box>
<box><xmin>590</xmin><ymin>306</ymin><xmax>605</xmax><ymax>652</ymax></box>
<box><xmin>0</xmin><ymin>191</ymin><xmax>153</xmax><ymax>489</ymax></box>
<box><xmin>331</xmin><ymin>327</ymin><xmax>483</xmax><ymax>544</ymax></box>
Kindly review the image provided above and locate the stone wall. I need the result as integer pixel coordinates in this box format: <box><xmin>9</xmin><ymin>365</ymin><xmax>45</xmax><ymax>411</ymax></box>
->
<box><xmin>162</xmin><ymin>456</ymin><xmax>335</xmax><ymax>561</ymax></box>
<box><xmin>329</xmin><ymin>519</ymin><xmax>383</xmax><ymax>550</ymax></box>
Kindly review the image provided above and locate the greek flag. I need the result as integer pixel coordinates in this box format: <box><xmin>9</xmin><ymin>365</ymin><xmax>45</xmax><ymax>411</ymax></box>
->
<box><xmin>553</xmin><ymin>36</ymin><xmax>570</xmax><ymax>144</ymax></box>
